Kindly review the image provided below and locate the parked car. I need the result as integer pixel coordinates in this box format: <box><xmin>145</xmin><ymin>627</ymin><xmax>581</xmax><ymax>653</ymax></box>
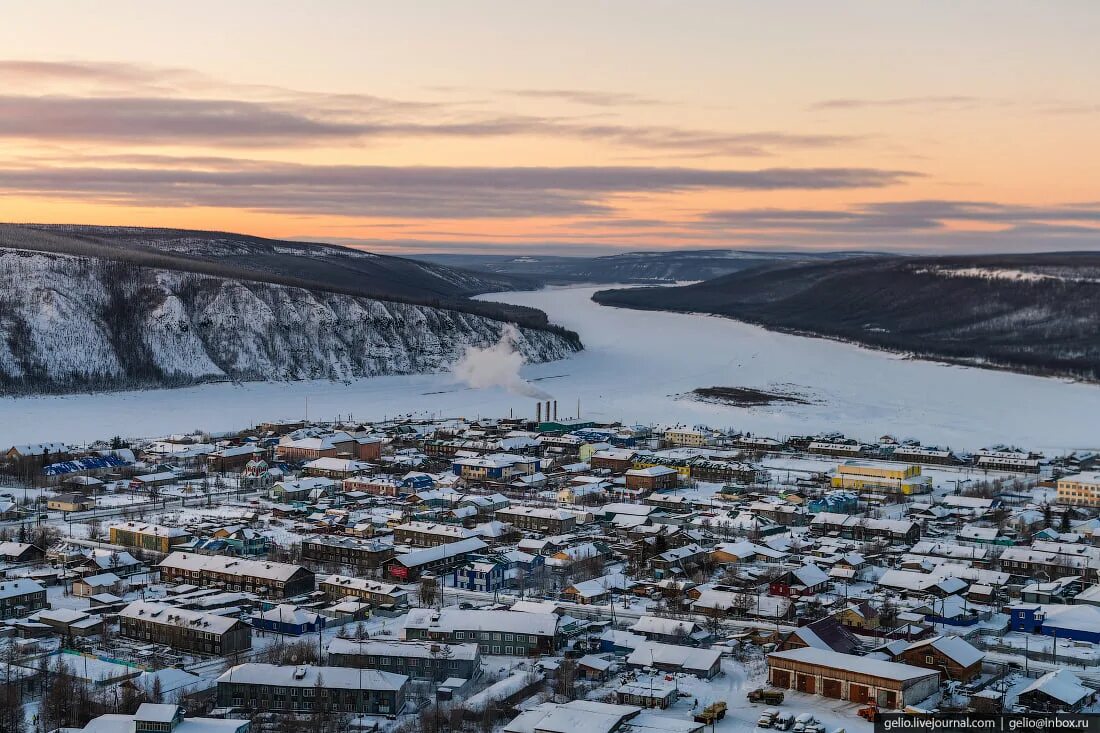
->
<box><xmin>757</xmin><ymin>710</ymin><xmax>778</xmax><ymax>729</ymax></box>
<box><xmin>792</xmin><ymin>713</ymin><xmax>815</xmax><ymax>733</ymax></box>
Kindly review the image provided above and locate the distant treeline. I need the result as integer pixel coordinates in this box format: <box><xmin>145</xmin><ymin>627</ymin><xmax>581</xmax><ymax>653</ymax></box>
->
<box><xmin>594</xmin><ymin>253</ymin><xmax>1100</xmax><ymax>382</ymax></box>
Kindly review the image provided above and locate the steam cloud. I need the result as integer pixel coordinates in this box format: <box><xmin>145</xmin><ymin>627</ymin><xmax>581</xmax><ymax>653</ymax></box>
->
<box><xmin>453</xmin><ymin>324</ymin><xmax>551</xmax><ymax>398</ymax></box>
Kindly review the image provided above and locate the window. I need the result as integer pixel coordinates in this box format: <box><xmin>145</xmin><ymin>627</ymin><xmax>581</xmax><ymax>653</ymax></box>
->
<box><xmin>925</xmin><ymin>655</ymin><xmax>935</xmax><ymax>664</ymax></box>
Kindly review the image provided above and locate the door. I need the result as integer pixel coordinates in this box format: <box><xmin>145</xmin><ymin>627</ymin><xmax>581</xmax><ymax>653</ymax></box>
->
<box><xmin>822</xmin><ymin>679</ymin><xmax>842</xmax><ymax>699</ymax></box>
<box><xmin>879</xmin><ymin>690</ymin><xmax>898</xmax><ymax>709</ymax></box>
<box><xmin>797</xmin><ymin>675</ymin><xmax>816</xmax><ymax>694</ymax></box>
<box><xmin>849</xmin><ymin>684</ymin><xmax>870</xmax><ymax>704</ymax></box>
<box><xmin>771</xmin><ymin>669</ymin><xmax>791</xmax><ymax>688</ymax></box>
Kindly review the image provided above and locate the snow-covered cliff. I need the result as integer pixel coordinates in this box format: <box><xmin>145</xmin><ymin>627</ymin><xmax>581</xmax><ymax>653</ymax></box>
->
<box><xmin>0</xmin><ymin>249</ymin><xmax>579</xmax><ymax>394</ymax></box>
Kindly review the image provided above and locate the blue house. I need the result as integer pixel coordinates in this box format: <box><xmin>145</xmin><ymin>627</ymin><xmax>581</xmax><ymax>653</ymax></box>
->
<box><xmin>250</xmin><ymin>604</ymin><xmax>325</xmax><ymax>636</ymax></box>
<box><xmin>1010</xmin><ymin>604</ymin><xmax>1100</xmax><ymax>643</ymax></box>
<box><xmin>807</xmin><ymin>491</ymin><xmax>858</xmax><ymax>514</ymax></box>
<box><xmin>401</xmin><ymin>473</ymin><xmax>435</xmax><ymax>491</ymax></box>
<box><xmin>453</xmin><ymin>559</ymin><xmax>506</xmax><ymax>593</ymax></box>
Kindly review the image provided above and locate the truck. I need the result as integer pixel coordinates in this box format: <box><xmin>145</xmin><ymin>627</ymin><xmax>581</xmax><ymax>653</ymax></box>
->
<box><xmin>694</xmin><ymin>701</ymin><xmax>728</xmax><ymax>724</ymax></box>
<box><xmin>857</xmin><ymin>704</ymin><xmax>879</xmax><ymax>722</ymax></box>
<box><xmin>747</xmin><ymin>688</ymin><xmax>785</xmax><ymax>705</ymax></box>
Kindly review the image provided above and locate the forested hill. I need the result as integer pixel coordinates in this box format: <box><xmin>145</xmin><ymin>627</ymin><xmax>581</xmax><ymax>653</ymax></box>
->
<box><xmin>593</xmin><ymin>253</ymin><xmax>1100</xmax><ymax>381</ymax></box>
<box><xmin>0</xmin><ymin>225</ymin><xmax>583</xmax><ymax>394</ymax></box>
<box><xmin>0</xmin><ymin>223</ymin><xmax>560</xmax><ymax>332</ymax></box>
<box><xmin>0</xmin><ymin>249</ymin><xmax>579</xmax><ymax>395</ymax></box>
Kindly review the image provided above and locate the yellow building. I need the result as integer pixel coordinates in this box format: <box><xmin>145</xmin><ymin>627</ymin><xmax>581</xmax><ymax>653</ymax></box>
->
<box><xmin>1057</xmin><ymin>472</ymin><xmax>1100</xmax><ymax>507</ymax></box>
<box><xmin>833</xmin><ymin>602</ymin><xmax>880</xmax><ymax>630</ymax></box>
<box><xmin>663</xmin><ymin>429</ymin><xmax>707</xmax><ymax>448</ymax></box>
<box><xmin>830</xmin><ymin>460</ymin><xmax>931</xmax><ymax>495</ymax></box>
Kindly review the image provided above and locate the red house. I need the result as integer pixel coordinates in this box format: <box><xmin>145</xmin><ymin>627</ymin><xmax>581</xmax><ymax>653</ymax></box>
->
<box><xmin>770</xmin><ymin>564</ymin><xmax>830</xmax><ymax>598</ymax></box>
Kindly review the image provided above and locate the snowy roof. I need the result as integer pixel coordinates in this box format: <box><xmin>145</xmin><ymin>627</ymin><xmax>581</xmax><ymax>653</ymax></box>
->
<box><xmin>134</xmin><ymin>703</ymin><xmax>180</xmax><ymax>723</ymax></box>
<box><xmin>120</xmin><ymin>601</ymin><xmax>242</xmax><ymax>634</ymax></box>
<box><xmin>0</xmin><ymin>578</ymin><xmax>44</xmax><ymax>599</ymax></box>
<box><xmin>254</xmin><ymin>604</ymin><xmax>321</xmax><ymax>625</ymax></box>
<box><xmin>505</xmin><ymin>701</ymin><xmax>638</xmax><ymax>733</ymax></box>
<box><xmin>1020</xmin><ymin>670</ymin><xmax>1092</xmax><ymax>706</ymax></box>
<box><xmin>904</xmin><ymin>635</ymin><xmax>983</xmax><ymax>667</ymax></box>
<box><xmin>9</xmin><ymin>442</ymin><xmax>67</xmax><ymax>455</ymax></box>
<box><xmin>303</xmin><ymin>457</ymin><xmax>372</xmax><ymax>472</ymax></box>
<box><xmin>630</xmin><ymin>616</ymin><xmax>700</xmax><ymax>637</ymax></box>
<box><xmin>159</xmin><ymin>552</ymin><xmax>308</xmax><ymax>582</ymax></box>
<box><xmin>109</xmin><ymin>520</ymin><xmax>190</xmax><ymax>537</ymax></box>
<box><xmin>601</xmin><ymin>503</ymin><xmax>656</xmax><ymax>516</ymax></box>
<box><xmin>454</xmin><ymin>453</ymin><xmax>535</xmax><ymax>468</ymax></box>
<box><xmin>497</xmin><ymin>506</ymin><xmax>574</xmax><ymax>520</ymax></box>
<box><xmin>217</xmin><ymin>663</ymin><xmax>407</xmax><ymax>690</ymax></box>
<box><xmin>790</xmin><ymin>563</ymin><xmax>829</xmax><ymax>588</ymax></box>
<box><xmin>328</xmin><ymin>638</ymin><xmax>479</xmax><ymax>660</ymax></box>
<box><xmin>1030</xmin><ymin>603</ymin><xmax>1100</xmax><ymax>631</ymax></box>
<box><xmin>395</xmin><ymin>537</ymin><xmax>488</xmax><ymax>568</ymax></box>
<box><xmin>626</xmin><ymin>466</ymin><xmax>678</xmax><ymax>477</ymax></box>
<box><xmin>404</xmin><ymin>607</ymin><xmax>559</xmax><ymax>636</ymax></box>
<box><xmin>395</xmin><ymin>521</ymin><xmax>476</xmax><ymax>538</ymax></box>
<box><xmin>626</xmin><ymin>642</ymin><xmax>720</xmax><ymax>673</ymax></box>
<box><xmin>768</xmin><ymin>647</ymin><xmax>938</xmax><ymax>682</ymax></box>
<box><xmin>0</xmin><ymin>541</ymin><xmax>38</xmax><ymax>557</ymax></box>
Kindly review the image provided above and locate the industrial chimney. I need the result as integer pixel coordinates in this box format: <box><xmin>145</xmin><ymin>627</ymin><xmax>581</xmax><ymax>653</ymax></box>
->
<box><xmin>536</xmin><ymin>402</ymin><xmax>542</xmax><ymax>422</ymax></box>
<box><xmin>545</xmin><ymin>400</ymin><xmax>551</xmax><ymax>422</ymax></box>
<box><xmin>553</xmin><ymin>400</ymin><xmax>558</xmax><ymax>420</ymax></box>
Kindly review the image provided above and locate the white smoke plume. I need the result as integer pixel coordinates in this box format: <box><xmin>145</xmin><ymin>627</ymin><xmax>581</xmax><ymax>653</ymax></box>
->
<box><xmin>452</xmin><ymin>324</ymin><xmax>551</xmax><ymax>398</ymax></box>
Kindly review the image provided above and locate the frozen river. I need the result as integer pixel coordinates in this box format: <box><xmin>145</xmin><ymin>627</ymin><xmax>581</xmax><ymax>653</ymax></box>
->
<box><xmin>3</xmin><ymin>284</ymin><xmax>1099</xmax><ymax>452</ymax></box>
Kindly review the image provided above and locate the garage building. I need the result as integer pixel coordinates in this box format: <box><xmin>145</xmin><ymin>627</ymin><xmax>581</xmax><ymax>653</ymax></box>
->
<box><xmin>767</xmin><ymin>647</ymin><xmax>940</xmax><ymax>709</ymax></box>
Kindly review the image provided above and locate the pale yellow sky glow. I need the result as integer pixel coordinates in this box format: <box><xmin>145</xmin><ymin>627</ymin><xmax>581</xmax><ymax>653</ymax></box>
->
<box><xmin>0</xmin><ymin>1</ymin><xmax>1097</xmax><ymax>254</ymax></box>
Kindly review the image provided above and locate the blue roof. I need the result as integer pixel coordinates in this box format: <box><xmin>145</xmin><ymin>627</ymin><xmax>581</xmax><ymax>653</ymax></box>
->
<box><xmin>42</xmin><ymin>454</ymin><xmax>129</xmax><ymax>476</ymax></box>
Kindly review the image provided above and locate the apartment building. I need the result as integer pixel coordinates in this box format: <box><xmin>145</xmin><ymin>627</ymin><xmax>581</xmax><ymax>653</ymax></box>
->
<box><xmin>109</xmin><ymin>521</ymin><xmax>193</xmax><ymax>554</ymax></box>
<box><xmin>159</xmin><ymin>552</ymin><xmax>315</xmax><ymax>599</ymax></box>
<box><xmin>452</xmin><ymin>453</ymin><xmax>539</xmax><ymax>483</ymax></box>
<box><xmin>0</xmin><ymin>579</ymin><xmax>47</xmax><ymax>620</ymax></box>
<box><xmin>300</xmin><ymin>537</ymin><xmax>394</xmax><ymax>572</ymax></box>
<box><xmin>663</xmin><ymin>429</ymin><xmax>708</xmax><ymax>448</ymax></box>
<box><xmin>402</xmin><ymin>608</ymin><xmax>560</xmax><ymax>655</ymax></box>
<box><xmin>494</xmin><ymin>506</ymin><xmax>577</xmax><ymax>534</ymax></box>
<box><xmin>625</xmin><ymin>466</ymin><xmax>679</xmax><ymax>492</ymax></box>
<box><xmin>393</xmin><ymin>521</ymin><xmax>478</xmax><ymax>548</ymax></box>
<box><xmin>320</xmin><ymin>575</ymin><xmax>409</xmax><ymax>607</ymax></box>
<box><xmin>1058</xmin><ymin>472</ymin><xmax>1100</xmax><ymax>507</ymax></box>
<box><xmin>327</xmin><ymin>638</ymin><xmax>480</xmax><ymax>681</ymax></box>
<box><xmin>387</xmin><ymin>537</ymin><xmax>488</xmax><ymax>581</ymax></box>
<box><xmin>119</xmin><ymin>600</ymin><xmax>251</xmax><ymax>656</ymax></box>
<box><xmin>217</xmin><ymin>664</ymin><xmax>407</xmax><ymax>716</ymax></box>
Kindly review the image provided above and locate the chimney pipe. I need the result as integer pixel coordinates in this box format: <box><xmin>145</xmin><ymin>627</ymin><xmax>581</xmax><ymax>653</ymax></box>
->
<box><xmin>536</xmin><ymin>402</ymin><xmax>541</xmax><ymax>422</ymax></box>
<box><xmin>545</xmin><ymin>400</ymin><xmax>551</xmax><ymax>423</ymax></box>
<box><xmin>553</xmin><ymin>400</ymin><xmax>558</xmax><ymax>420</ymax></box>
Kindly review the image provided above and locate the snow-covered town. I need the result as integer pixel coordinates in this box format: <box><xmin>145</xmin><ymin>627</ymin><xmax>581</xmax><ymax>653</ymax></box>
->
<box><xmin>2</xmin><ymin>409</ymin><xmax>1100</xmax><ymax>732</ymax></box>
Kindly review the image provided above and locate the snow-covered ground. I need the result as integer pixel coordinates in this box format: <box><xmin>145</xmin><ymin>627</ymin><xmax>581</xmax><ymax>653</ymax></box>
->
<box><xmin>3</xmin><ymin>285</ymin><xmax>1100</xmax><ymax>453</ymax></box>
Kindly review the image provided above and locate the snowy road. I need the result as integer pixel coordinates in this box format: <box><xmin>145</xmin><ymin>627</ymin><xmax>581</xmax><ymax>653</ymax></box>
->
<box><xmin>2</xmin><ymin>284</ymin><xmax>1099</xmax><ymax>452</ymax></box>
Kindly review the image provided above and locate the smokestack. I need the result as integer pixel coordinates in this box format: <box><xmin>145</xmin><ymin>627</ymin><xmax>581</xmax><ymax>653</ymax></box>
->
<box><xmin>553</xmin><ymin>400</ymin><xmax>558</xmax><ymax>420</ymax></box>
<box><xmin>536</xmin><ymin>402</ymin><xmax>542</xmax><ymax>422</ymax></box>
<box><xmin>545</xmin><ymin>400</ymin><xmax>551</xmax><ymax>422</ymax></box>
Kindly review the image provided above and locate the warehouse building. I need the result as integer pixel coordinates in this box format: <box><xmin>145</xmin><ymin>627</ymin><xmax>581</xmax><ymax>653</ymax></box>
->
<box><xmin>767</xmin><ymin>647</ymin><xmax>940</xmax><ymax>709</ymax></box>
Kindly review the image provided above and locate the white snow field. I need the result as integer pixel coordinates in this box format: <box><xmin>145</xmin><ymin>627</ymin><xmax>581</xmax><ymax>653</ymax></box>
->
<box><xmin>2</xmin><ymin>284</ymin><xmax>1099</xmax><ymax>452</ymax></box>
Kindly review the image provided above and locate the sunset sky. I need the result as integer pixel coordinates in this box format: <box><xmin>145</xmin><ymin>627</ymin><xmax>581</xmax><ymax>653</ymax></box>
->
<box><xmin>1</xmin><ymin>1</ymin><xmax>1098</xmax><ymax>254</ymax></box>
